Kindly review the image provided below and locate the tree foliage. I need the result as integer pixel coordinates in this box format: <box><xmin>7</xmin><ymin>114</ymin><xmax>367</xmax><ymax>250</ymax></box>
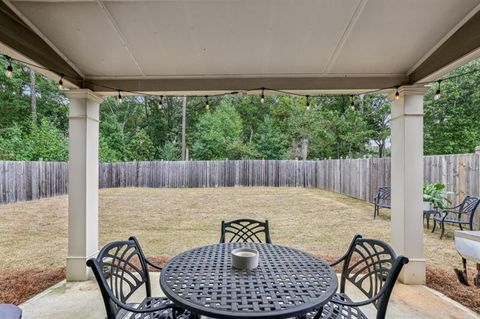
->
<box><xmin>1</xmin><ymin>55</ymin><xmax>479</xmax><ymax>161</ymax></box>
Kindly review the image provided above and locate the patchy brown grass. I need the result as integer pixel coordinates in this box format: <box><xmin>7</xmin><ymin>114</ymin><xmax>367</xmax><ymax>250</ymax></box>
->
<box><xmin>0</xmin><ymin>187</ymin><xmax>477</xmax><ymax>310</ymax></box>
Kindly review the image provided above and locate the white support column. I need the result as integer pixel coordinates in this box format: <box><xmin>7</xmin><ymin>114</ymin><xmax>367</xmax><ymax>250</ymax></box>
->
<box><xmin>66</xmin><ymin>89</ymin><xmax>102</xmax><ymax>281</ymax></box>
<box><xmin>390</xmin><ymin>85</ymin><xmax>427</xmax><ymax>285</ymax></box>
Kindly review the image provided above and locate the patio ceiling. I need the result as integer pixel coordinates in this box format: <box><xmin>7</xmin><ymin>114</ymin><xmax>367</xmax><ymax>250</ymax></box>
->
<box><xmin>1</xmin><ymin>0</ymin><xmax>480</xmax><ymax>95</ymax></box>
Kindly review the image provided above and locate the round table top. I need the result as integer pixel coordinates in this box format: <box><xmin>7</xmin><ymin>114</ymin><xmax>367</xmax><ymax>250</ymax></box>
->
<box><xmin>160</xmin><ymin>243</ymin><xmax>338</xmax><ymax>319</ymax></box>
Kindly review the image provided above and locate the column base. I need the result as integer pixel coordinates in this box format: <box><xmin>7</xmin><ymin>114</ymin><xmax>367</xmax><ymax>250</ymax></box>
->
<box><xmin>66</xmin><ymin>251</ymin><xmax>98</xmax><ymax>281</ymax></box>
<box><xmin>398</xmin><ymin>258</ymin><xmax>426</xmax><ymax>285</ymax></box>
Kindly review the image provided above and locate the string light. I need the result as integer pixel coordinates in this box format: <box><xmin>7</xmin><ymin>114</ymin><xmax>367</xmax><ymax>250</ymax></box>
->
<box><xmin>58</xmin><ymin>75</ymin><xmax>64</xmax><ymax>90</ymax></box>
<box><xmin>158</xmin><ymin>95</ymin><xmax>164</xmax><ymax>109</ymax></box>
<box><xmin>205</xmin><ymin>96</ymin><xmax>209</xmax><ymax>109</ymax></box>
<box><xmin>306</xmin><ymin>95</ymin><xmax>311</xmax><ymax>111</ymax></box>
<box><xmin>2</xmin><ymin>54</ymin><xmax>479</xmax><ymax>109</ymax></box>
<box><xmin>350</xmin><ymin>95</ymin><xmax>355</xmax><ymax>110</ymax></box>
<box><xmin>5</xmin><ymin>56</ymin><xmax>13</xmax><ymax>78</ymax></box>
<box><xmin>434</xmin><ymin>80</ymin><xmax>442</xmax><ymax>101</ymax></box>
<box><xmin>117</xmin><ymin>90</ymin><xmax>123</xmax><ymax>103</ymax></box>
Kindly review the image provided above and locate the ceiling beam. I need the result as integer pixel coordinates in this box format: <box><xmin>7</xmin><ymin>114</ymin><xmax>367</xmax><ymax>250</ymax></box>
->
<box><xmin>0</xmin><ymin>1</ymin><xmax>83</xmax><ymax>87</ymax></box>
<box><xmin>409</xmin><ymin>9</ymin><xmax>480</xmax><ymax>83</ymax></box>
<box><xmin>86</xmin><ymin>75</ymin><xmax>407</xmax><ymax>95</ymax></box>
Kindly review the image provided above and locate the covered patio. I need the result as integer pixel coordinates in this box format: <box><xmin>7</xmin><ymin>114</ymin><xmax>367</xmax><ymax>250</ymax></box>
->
<box><xmin>1</xmin><ymin>0</ymin><xmax>480</xmax><ymax>317</ymax></box>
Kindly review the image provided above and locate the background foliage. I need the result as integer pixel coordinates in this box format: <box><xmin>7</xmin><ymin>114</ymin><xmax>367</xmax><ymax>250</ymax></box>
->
<box><xmin>1</xmin><ymin>56</ymin><xmax>479</xmax><ymax>161</ymax></box>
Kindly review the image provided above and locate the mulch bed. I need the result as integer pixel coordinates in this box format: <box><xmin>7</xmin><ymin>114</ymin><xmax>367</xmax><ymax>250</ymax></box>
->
<box><xmin>426</xmin><ymin>266</ymin><xmax>480</xmax><ymax>314</ymax></box>
<box><xmin>2</xmin><ymin>257</ymin><xmax>479</xmax><ymax>315</ymax></box>
<box><xmin>0</xmin><ymin>267</ymin><xmax>65</xmax><ymax>305</ymax></box>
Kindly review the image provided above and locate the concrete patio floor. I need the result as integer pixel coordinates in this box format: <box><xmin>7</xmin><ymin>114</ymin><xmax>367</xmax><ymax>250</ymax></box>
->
<box><xmin>21</xmin><ymin>273</ymin><xmax>478</xmax><ymax>319</ymax></box>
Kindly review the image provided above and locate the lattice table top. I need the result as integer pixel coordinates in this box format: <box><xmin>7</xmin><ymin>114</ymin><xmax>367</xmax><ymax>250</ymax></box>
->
<box><xmin>160</xmin><ymin>243</ymin><xmax>338</xmax><ymax>319</ymax></box>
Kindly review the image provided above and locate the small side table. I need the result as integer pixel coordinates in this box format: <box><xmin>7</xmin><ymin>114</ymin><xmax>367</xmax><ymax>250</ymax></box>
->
<box><xmin>423</xmin><ymin>209</ymin><xmax>437</xmax><ymax>229</ymax></box>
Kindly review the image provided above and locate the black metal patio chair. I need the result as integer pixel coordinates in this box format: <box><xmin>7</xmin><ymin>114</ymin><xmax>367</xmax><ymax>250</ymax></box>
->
<box><xmin>302</xmin><ymin>235</ymin><xmax>408</xmax><ymax>319</ymax></box>
<box><xmin>432</xmin><ymin>196</ymin><xmax>480</xmax><ymax>239</ymax></box>
<box><xmin>87</xmin><ymin>236</ymin><xmax>195</xmax><ymax>319</ymax></box>
<box><xmin>373</xmin><ymin>187</ymin><xmax>391</xmax><ymax>219</ymax></box>
<box><xmin>220</xmin><ymin>218</ymin><xmax>272</xmax><ymax>244</ymax></box>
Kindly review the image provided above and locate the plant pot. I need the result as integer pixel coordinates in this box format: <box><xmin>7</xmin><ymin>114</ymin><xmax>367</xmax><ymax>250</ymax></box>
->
<box><xmin>423</xmin><ymin>201</ymin><xmax>433</xmax><ymax>211</ymax></box>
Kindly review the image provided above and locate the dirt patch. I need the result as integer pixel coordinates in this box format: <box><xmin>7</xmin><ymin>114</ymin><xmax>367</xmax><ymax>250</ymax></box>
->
<box><xmin>0</xmin><ymin>267</ymin><xmax>65</xmax><ymax>305</ymax></box>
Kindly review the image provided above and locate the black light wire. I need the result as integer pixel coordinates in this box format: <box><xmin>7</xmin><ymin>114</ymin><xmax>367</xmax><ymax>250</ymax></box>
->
<box><xmin>3</xmin><ymin>54</ymin><xmax>480</xmax><ymax>102</ymax></box>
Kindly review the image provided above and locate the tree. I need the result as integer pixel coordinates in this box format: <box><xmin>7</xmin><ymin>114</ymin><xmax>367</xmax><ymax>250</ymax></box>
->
<box><xmin>424</xmin><ymin>59</ymin><xmax>480</xmax><ymax>155</ymax></box>
<box><xmin>191</xmin><ymin>101</ymin><xmax>245</xmax><ymax>159</ymax></box>
<box><xmin>362</xmin><ymin>95</ymin><xmax>391</xmax><ymax>157</ymax></box>
<box><xmin>255</xmin><ymin>116</ymin><xmax>288</xmax><ymax>159</ymax></box>
<box><xmin>126</xmin><ymin>129</ymin><xmax>156</xmax><ymax>161</ymax></box>
<box><xmin>158</xmin><ymin>141</ymin><xmax>181</xmax><ymax>160</ymax></box>
<box><xmin>29</xmin><ymin>118</ymin><xmax>68</xmax><ymax>161</ymax></box>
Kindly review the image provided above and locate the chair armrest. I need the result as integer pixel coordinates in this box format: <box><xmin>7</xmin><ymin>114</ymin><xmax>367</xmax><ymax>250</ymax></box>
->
<box><xmin>145</xmin><ymin>258</ymin><xmax>163</xmax><ymax>271</ymax></box>
<box><xmin>117</xmin><ymin>300</ymin><xmax>178</xmax><ymax>314</ymax></box>
<box><xmin>442</xmin><ymin>203</ymin><xmax>463</xmax><ymax>211</ymax></box>
<box><xmin>329</xmin><ymin>234</ymin><xmax>363</xmax><ymax>268</ymax></box>
<box><xmin>331</xmin><ymin>293</ymin><xmax>384</xmax><ymax>308</ymax></box>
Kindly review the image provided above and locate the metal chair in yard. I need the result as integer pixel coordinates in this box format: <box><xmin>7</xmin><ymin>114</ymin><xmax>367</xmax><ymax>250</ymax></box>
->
<box><xmin>373</xmin><ymin>187</ymin><xmax>391</xmax><ymax>219</ymax></box>
<box><xmin>432</xmin><ymin>196</ymin><xmax>480</xmax><ymax>239</ymax></box>
<box><xmin>87</xmin><ymin>236</ymin><xmax>195</xmax><ymax>319</ymax></box>
<box><xmin>303</xmin><ymin>235</ymin><xmax>408</xmax><ymax>319</ymax></box>
<box><xmin>220</xmin><ymin>218</ymin><xmax>272</xmax><ymax>244</ymax></box>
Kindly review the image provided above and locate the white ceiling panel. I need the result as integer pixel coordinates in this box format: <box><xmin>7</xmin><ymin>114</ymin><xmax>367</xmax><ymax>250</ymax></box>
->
<box><xmin>12</xmin><ymin>1</ymin><xmax>143</xmax><ymax>76</ymax></box>
<box><xmin>6</xmin><ymin>0</ymin><xmax>480</xmax><ymax>81</ymax></box>
<box><xmin>103</xmin><ymin>0</ymin><xmax>360</xmax><ymax>77</ymax></box>
<box><xmin>329</xmin><ymin>0</ymin><xmax>480</xmax><ymax>74</ymax></box>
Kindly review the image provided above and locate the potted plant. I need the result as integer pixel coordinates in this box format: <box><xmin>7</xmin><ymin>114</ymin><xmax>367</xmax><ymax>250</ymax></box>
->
<box><xmin>423</xmin><ymin>183</ymin><xmax>450</xmax><ymax>210</ymax></box>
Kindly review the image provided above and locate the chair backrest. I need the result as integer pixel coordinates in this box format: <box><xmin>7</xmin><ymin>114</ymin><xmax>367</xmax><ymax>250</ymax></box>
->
<box><xmin>375</xmin><ymin>187</ymin><xmax>391</xmax><ymax>204</ymax></box>
<box><xmin>87</xmin><ymin>238</ymin><xmax>151</xmax><ymax>319</ymax></box>
<box><xmin>220</xmin><ymin>218</ymin><xmax>272</xmax><ymax>243</ymax></box>
<box><xmin>339</xmin><ymin>235</ymin><xmax>409</xmax><ymax>319</ymax></box>
<box><xmin>459</xmin><ymin>196</ymin><xmax>480</xmax><ymax>222</ymax></box>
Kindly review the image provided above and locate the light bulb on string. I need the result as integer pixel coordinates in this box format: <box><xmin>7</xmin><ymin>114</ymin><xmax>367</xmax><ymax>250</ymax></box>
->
<box><xmin>395</xmin><ymin>87</ymin><xmax>400</xmax><ymax>100</ymax></box>
<box><xmin>205</xmin><ymin>96</ymin><xmax>209</xmax><ymax>109</ymax></box>
<box><xmin>117</xmin><ymin>91</ymin><xmax>123</xmax><ymax>103</ymax></box>
<box><xmin>5</xmin><ymin>56</ymin><xmax>13</xmax><ymax>78</ymax></box>
<box><xmin>306</xmin><ymin>95</ymin><xmax>311</xmax><ymax>111</ymax></box>
<box><xmin>58</xmin><ymin>75</ymin><xmax>64</xmax><ymax>90</ymax></box>
<box><xmin>158</xmin><ymin>95</ymin><xmax>164</xmax><ymax>109</ymax></box>
<box><xmin>260</xmin><ymin>88</ymin><xmax>265</xmax><ymax>104</ymax></box>
<box><xmin>434</xmin><ymin>81</ymin><xmax>442</xmax><ymax>101</ymax></box>
<box><xmin>350</xmin><ymin>95</ymin><xmax>355</xmax><ymax>110</ymax></box>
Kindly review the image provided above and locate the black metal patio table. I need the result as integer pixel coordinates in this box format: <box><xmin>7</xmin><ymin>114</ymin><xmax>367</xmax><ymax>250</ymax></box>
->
<box><xmin>160</xmin><ymin>243</ymin><xmax>338</xmax><ymax>319</ymax></box>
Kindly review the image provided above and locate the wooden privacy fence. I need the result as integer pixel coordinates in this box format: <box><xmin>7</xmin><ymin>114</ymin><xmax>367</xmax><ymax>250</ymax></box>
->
<box><xmin>1</xmin><ymin>155</ymin><xmax>479</xmax><ymax>207</ymax></box>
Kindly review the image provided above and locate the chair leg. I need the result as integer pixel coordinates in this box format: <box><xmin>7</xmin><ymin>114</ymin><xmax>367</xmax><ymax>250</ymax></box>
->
<box><xmin>426</xmin><ymin>214</ymin><xmax>430</xmax><ymax>229</ymax></box>
<box><xmin>432</xmin><ymin>219</ymin><xmax>436</xmax><ymax>233</ymax></box>
<box><xmin>440</xmin><ymin>221</ymin><xmax>445</xmax><ymax>239</ymax></box>
<box><xmin>459</xmin><ymin>223</ymin><xmax>463</xmax><ymax>231</ymax></box>
<box><xmin>374</xmin><ymin>206</ymin><xmax>377</xmax><ymax>219</ymax></box>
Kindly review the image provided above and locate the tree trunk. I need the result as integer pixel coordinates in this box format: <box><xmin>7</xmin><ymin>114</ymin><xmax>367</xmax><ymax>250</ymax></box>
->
<box><xmin>30</xmin><ymin>68</ymin><xmax>37</xmax><ymax>123</ymax></box>
<box><xmin>182</xmin><ymin>96</ymin><xmax>187</xmax><ymax>160</ymax></box>
<box><xmin>301</xmin><ymin>139</ymin><xmax>309</xmax><ymax>160</ymax></box>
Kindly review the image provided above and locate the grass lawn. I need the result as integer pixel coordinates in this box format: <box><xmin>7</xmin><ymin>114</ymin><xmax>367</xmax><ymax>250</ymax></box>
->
<box><xmin>0</xmin><ymin>187</ymin><xmax>478</xmax><ymax>312</ymax></box>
